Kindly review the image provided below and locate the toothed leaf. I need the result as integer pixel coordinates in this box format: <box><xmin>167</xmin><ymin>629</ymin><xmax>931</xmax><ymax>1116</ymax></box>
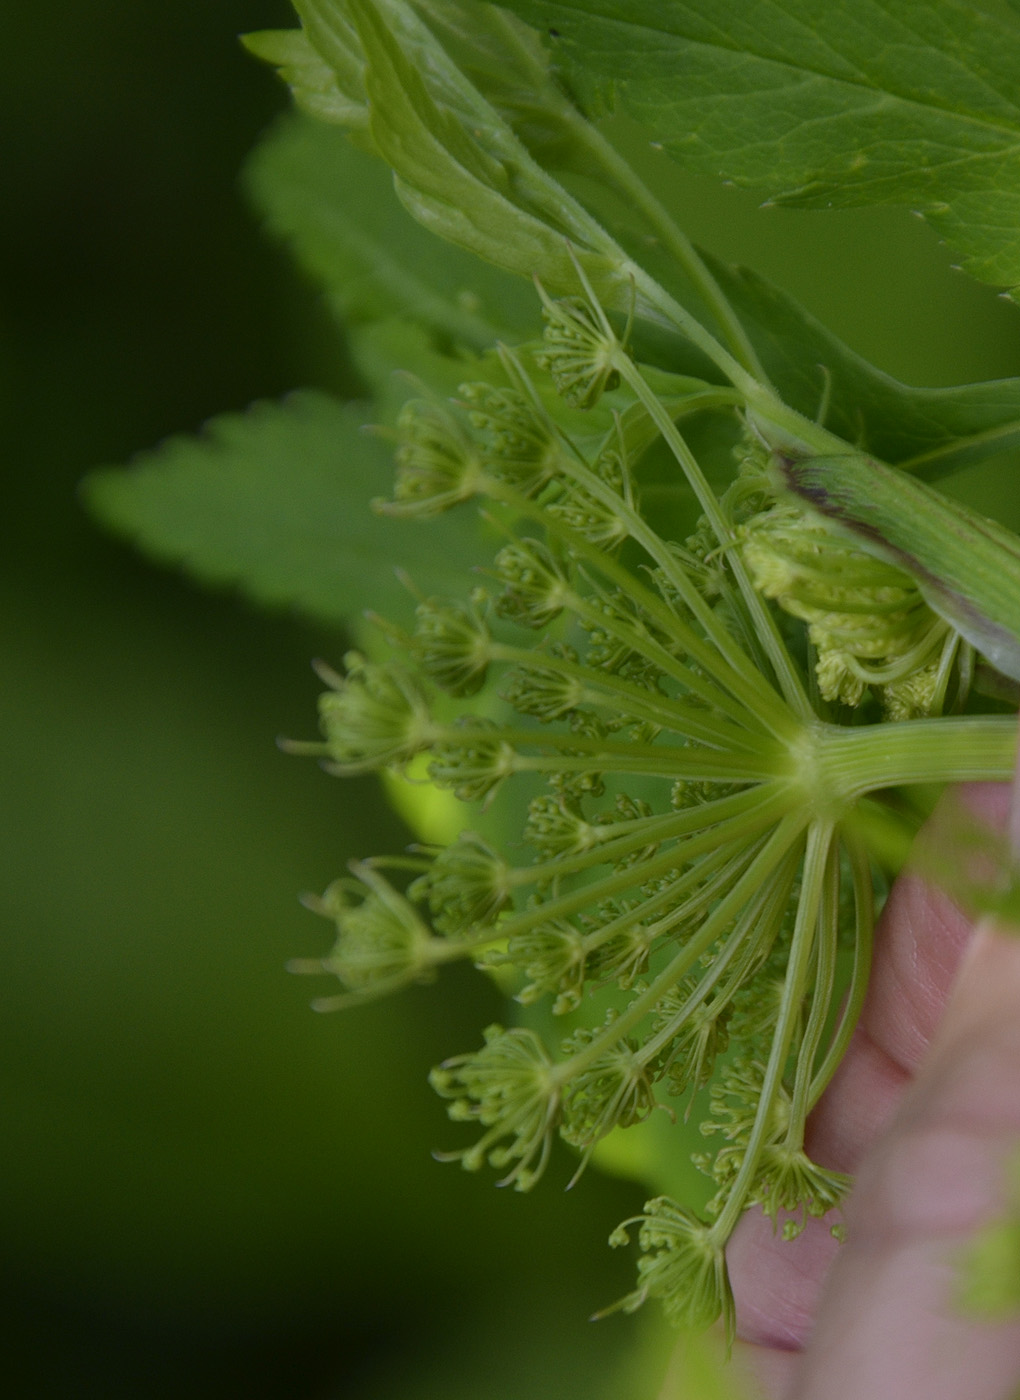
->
<box><xmin>84</xmin><ymin>391</ymin><xmax>488</xmax><ymax>627</ymax></box>
<box><xmin>499</xmin><ymin>0</ymin><xmax>1020</xmax><ymax>297</ymax></box>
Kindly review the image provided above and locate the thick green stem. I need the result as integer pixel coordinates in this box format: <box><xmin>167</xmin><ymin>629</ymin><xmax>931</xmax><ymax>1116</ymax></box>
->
<box><xmin>814</xmin><ymin>714</ymin><xmax>1017</xmax><ymax>803</ymax></box>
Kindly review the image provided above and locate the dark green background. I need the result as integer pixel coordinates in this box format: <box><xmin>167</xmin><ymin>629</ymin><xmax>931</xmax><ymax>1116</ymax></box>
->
<box><xmin>5</xmin><ymin>3</ymin><xmax>1020</xmax><ymax>1396</ymax></box>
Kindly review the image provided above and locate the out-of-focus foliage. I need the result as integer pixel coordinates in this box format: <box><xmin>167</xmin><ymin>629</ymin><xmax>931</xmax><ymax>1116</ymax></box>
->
<box><xmin>1</xmin><ymin>3</ymin><xmax>641</xmax><ymax>1395</ymax></box>
<box><xmin>85</xmin><ymin>391</ymin><xmax>495</xmax><ymax>628</ymax></box>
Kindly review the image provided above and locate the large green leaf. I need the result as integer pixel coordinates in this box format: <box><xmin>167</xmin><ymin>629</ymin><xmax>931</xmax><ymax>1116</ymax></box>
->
<box><xmin>249</xmin><ymin>0</ymin><xmax>598</xmax><ymax>175</ymax></box>
<box><xmin>247</xmin><ymin>97</ymin><xmax>1020</xmax><ymax>483</ymax></box>
<box><xmin>83</xmin><ymin>390</ymin><xmax>489</xmax><ymax>628</ymax></box>
<box><xmin>242</xmin><ymin>26</ymin><xmax>368</xmax><ymax>129</ymax></box>
<box><xmin>292</xmin><ymin>0</ymin><xmax>636</xmax><ymax>314</ymax></box>
<box><xmin>410</xmin><ymin>0</ymin><xmax>612</xmax><ymax>177</ymax></box>
<box><xmin>498</xmin><ymin>0</ymin><xmax>1020</xmax><ymax>296</ymax></box>
<box><xmin>705</xmin><ymin>257</ymin><xmax>1020</xmax><ymax>477</ymax></box>
<box><xmin>243</xmin><ymin>112</ymin><xmax>538</xmax><ymax>349</ymax></box>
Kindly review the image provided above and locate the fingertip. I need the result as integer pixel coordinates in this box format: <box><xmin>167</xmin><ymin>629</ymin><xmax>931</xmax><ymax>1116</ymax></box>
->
<box><xmin>936</xmin><ymin>920</ymin><xmax>1020</xmax><ymax>1053</ymax></box>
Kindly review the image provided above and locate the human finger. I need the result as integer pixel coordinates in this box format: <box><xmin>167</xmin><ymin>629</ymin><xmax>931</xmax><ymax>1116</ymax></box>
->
<box><xmin>728</xmin><ymin>780</ymin><xmax>1014</xmax><ymax>1362</ymax></box>
<box><xmin>788</xmin><ymin>922</ymin><xmax>1020</xmax><ymax>1400</ymax></box>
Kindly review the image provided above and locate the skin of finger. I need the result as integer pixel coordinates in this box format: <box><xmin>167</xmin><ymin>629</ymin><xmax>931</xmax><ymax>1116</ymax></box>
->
<box><xmin>850</xmin><ymin>783</ymin><xmax>1014</xmax><ymax>1077</ymax></box>
<box><xmin>727</xmin><ymin>782</ymin><xmax>1013</xmax><ymax>1363</ymax></box>
<box><xmin>787</xmin><ymin>926</ymin><xmax>1020</xmax><ymax>1400</ymax></box>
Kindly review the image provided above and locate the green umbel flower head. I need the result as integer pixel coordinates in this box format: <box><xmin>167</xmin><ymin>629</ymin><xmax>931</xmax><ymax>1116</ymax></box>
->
<box><xmin>429</xmin><ymin>1023</ymin><xmax>560</xmax><ymax>1191</ymax></box>
<box><xmin>535</xmin><ymin>287</ymin><xmax>626</xmax><ymax>409</ymax></box>
<box><xmin>409</xmin><ymin>592</ymin><xmax>494</xmax><ymax>698</ymax></box>
<box><xmin>386</xmin><ymin>397</ymin><xmax>484</xmax><ymax>517</ymax></box>
<box><xmin>311</xmin><ymin>653</ymin><xmax>435</xmax><ymax>773</ymax></box>
<box><xmin>608</xmin><ymin>1197</ymin><xmax>734</xmax><ymax>1338</ymax></box>
<box><xmin>292</xmin><ymin>862</ymin><xmax>446</xmax><ymax>1009</ymax></box>
<box><xmin>289</xmin><ymin>271</ymin><xmax>1015</xmax><ymax>1333</ymax></box>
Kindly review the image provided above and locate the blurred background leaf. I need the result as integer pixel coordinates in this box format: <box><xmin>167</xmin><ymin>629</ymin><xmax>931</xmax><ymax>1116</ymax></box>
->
<box><xmin>6</xmin><ymin>2</ymin><xmax>1020</xmax><ymax>1397</ymax></box>
<box><xmin>84</xmin><ymin>390</ymin><xmax>495</xmax><ymax>629</ymax></box>
<box><xmin>243</xmin><ymin>111</ymin><xmax>539</xmax><ymax>345</ymax></box>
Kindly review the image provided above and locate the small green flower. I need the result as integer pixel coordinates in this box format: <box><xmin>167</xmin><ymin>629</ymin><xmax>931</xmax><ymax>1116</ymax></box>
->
<box><xmin>561</xmin><ymin>1019</ymin><xmax>659</xmax><ymax>1157</ymax></box>
<box><xmin>457</xmin><ymin>377</ymin><xmax>565</xmax><ymax>497</ymax></box>
<box><xmin>535</xmin><ymin>290</ymin><xmax>624</xmax><ymax>409</ymax></box>
<box><xmin>293</xmin><ymin>863</ymin><xmax>439</xmax><ymax>1009</ymax></box>
<box><xmin>607</xmin><ymin>1198</ymin><xmax>734</xmax><ymax>1338</ymax></box>
<box><xmin>583</xmin><ymin>904</ymin><xmax>654</xmax><ymax>989</ymax></box>
<box><xmin>493</xmin><ymin>536</ymin><xmax>573</xmax><ymax>629</ymax></box>
<box><xmin>698</xmin><ymin>1057</ymin><xmax>789</xmax><ymax>1205</ymax></box>
<box><xmin>383</xmin><ymin>396</ymin><xmax>485</xmax><ymax>517</ymax></box>
<box><xmin>430</xmin><ymin>1023</ymin><xmax>561</xmax><ymax>1190</ymax></box>
<box><xmin>315</xmin><ymin>652</ymin><xmax>435</xmax><ymax>773</ymax></box>
<box><xmin>410</xmin><ymin>591</ymin><xmax>493</xmax><ymax>697</ymax></box>
<box><xmin>548</xmin><ymin>449</ymin><xmax>635</xmax><ymax>549</ymax></box>
<box><xmin>522</xmin><ymin>792</ymin><xmax>598</xmax><ymax>858</ymax></box>
<box><xmin>427</xmin><ymin>717</ymin><xmax>518</xmax><ymax>804</ymax></box>
<box><xmin>501</xmin><ymin>654</ymin><xmax>587</xmax><ymax>721</ymax></box>
<box><xmin>653</xmin><ymin>976</ymin><xmax>732</xmax><ymax>1100</ymax></box>
<box><xmin>410</xmin><ymin>831</ymin><xmax>512</xmax><ymax>937</ymax></box>
<box><xmin>502</xmin><ymin>918</ymin><xmax>587</xmax><ymax>1013</ymax></box>
<box><xmin>754</xmin><ymin>1144</ymin><xmax>850</xmax><ymax>1240</ymax></box>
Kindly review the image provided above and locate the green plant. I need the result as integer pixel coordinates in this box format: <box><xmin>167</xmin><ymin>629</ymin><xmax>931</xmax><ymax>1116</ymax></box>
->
<box><xmin>85</xmin><ymin>0</ymin><xmax>1020</xmax><ymax>1363</ymax></box>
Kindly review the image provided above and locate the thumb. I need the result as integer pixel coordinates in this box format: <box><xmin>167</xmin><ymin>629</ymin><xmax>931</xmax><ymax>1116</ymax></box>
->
<box><xmin>790</xmin><ymin>922</ymin><xmax>1020</xmax><ymax>1400</ymax></box>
